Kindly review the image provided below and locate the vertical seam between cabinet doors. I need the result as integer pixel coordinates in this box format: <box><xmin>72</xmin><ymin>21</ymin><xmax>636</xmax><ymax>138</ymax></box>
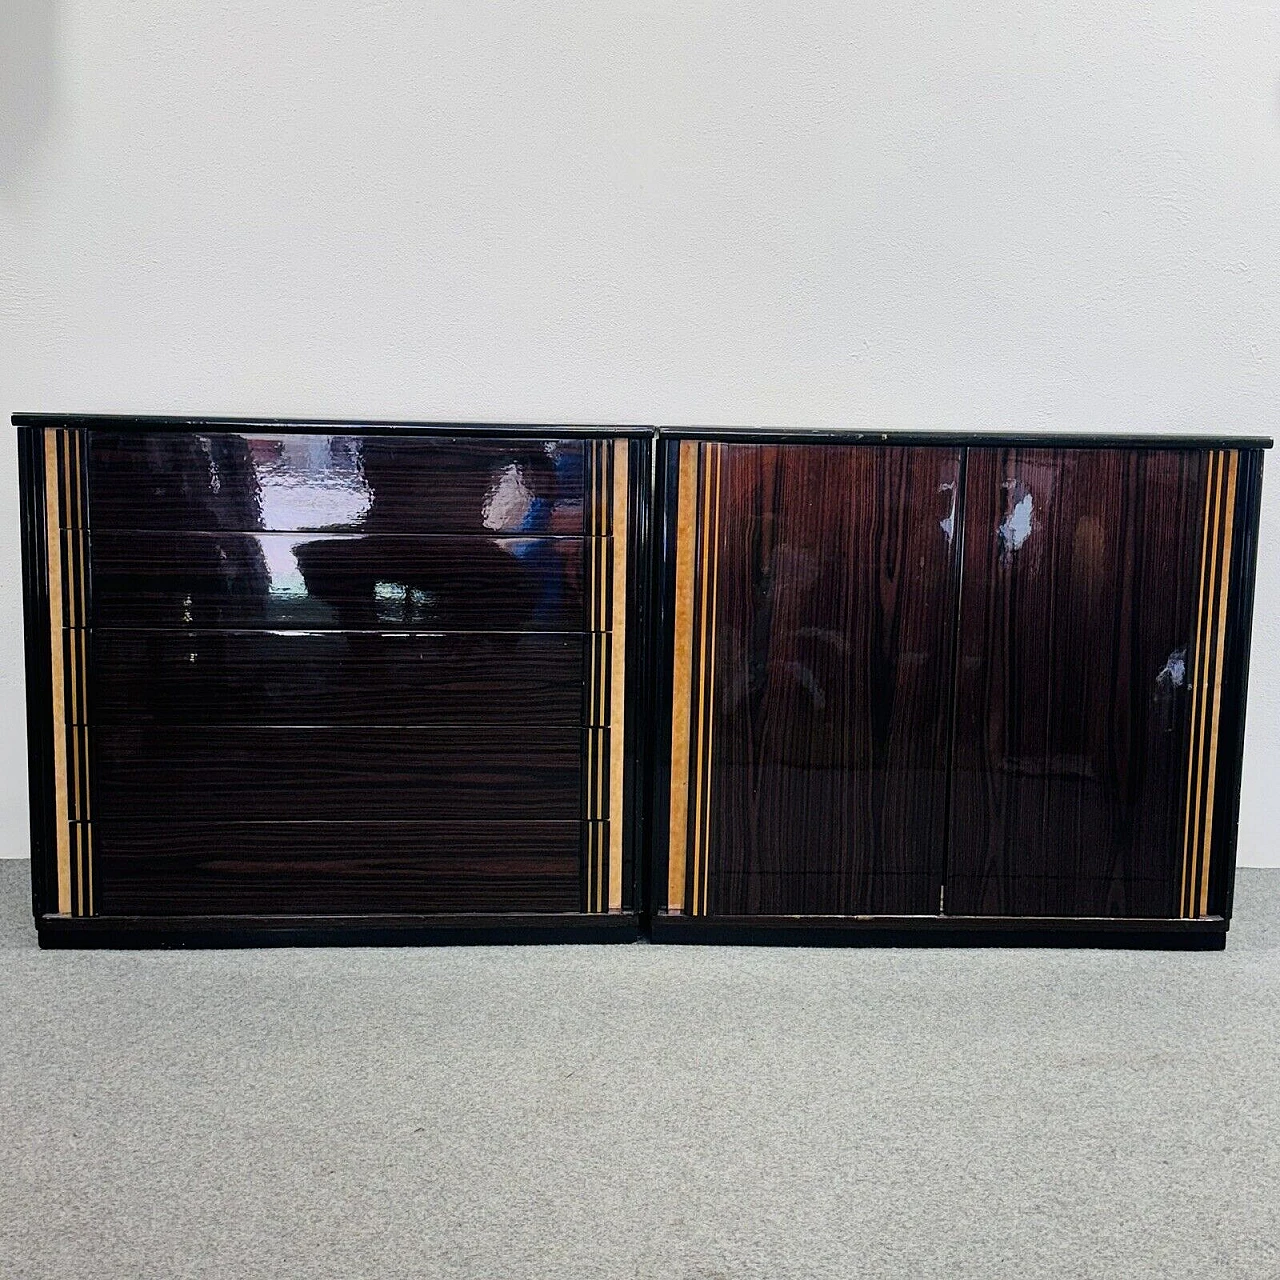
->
<box><xmin>608</xmin><ymin>439</ymin><xmax>629</xmax><ymax>912</ymax></box>
<box><xmin>666</xmin><ymin>441</ymin><xmax>699</xmax><ymax>912</ymax></box>
<box><xmin>1181</xmin><ymin>451</ymin><xmax>1223</xmax><ymax>917</ymax></box>
<box><xmin>43</xmin><ymin>431</ymin><xmax>71</xmax><ymax>914</ymax></box>
<box><xmin>1198</xmin><ymin>450</ymin><xmax>1238</xmax><ymax>917</ymax></box>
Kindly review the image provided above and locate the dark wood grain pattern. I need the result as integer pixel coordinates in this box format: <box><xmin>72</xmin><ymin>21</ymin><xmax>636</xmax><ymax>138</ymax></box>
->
<box><xmin>947</xmin><ymin>448</ymin><xmax>1208</xmax><ymax>918</ymax></box>
<box><xmin>93</xmin><ymin>821</ymin><xmax>588</xmax><ymax>915</ymax></box>
<box><xmin>88</xmin><ymin>531</ymin><xmax>594</xmax><ymax>631</ymax></box>
<box><xmin>682</xmin><ymin>442</ymin><xmax>962</xmax><ymax>916</ymax></box>
<box><xmin>71</xmin><ymin>431</ymin><xmax>638</xmax><ymax>925</ymax></box>
<box><xmin>87</xmin><ymin>432</ymin><xmax>587</xmax><ymax>534</ymax></box>
<box><xmin>93</xmin><ymin>726</ymin><xmax>584</xmax><ymax>823</ymax></box>
<box><xmin>91</xmin><ymin>630</ymin><xmax>586</xmax><ymax>724</ymax></box>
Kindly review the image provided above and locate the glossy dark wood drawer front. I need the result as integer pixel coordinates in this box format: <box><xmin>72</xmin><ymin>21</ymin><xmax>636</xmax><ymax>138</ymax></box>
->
<box><xmin>22</xmin><ymin>421</ymin><xmax>645</xmax><ymax>938</ymax></box>
<box><xmin>87</xmin><ymin>432</ymin><xmax>589</xmax><ymax>534</ymax></box>
<box><xmin>91</xmin><ymin>630</ymin><xmax>586</xmax><ymax>725</ymax></box>
<box><xmin>93</xmin><ymin>822</ymin><xmax>585</xmax><ymax>915</ymax></box>
<box><xmin>663</xmin><ymin>441</ymin><xmax>961</xmax><ymax>918</ymax></box>
<box><xmin>94</xmin><ymin>726</ymin><xmax>584</xmax><ymax>823</ymax></box>
<box><xmin>948</xmin><ymin>448</ymin><xmax>1209</xmax><ymax>919</ymax></box>
<box><xmin>89</xmin><ymin>531</ymin><xmax>592</xmax><ymax>631</ymax></box>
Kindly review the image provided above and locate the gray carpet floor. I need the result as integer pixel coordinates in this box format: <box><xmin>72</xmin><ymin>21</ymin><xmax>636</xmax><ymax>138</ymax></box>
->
<box><xmin>1</xmin><ymin>862</ymin><xmax>1278</xmax><ymax>1280</ymax></box>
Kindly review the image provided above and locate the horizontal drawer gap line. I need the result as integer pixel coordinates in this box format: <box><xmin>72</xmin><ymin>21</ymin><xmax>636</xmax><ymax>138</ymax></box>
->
<box><xmin>93</xmin><ymin>722</ymin><xmax>598</xmax><ymax>729</ymax></box>
<box><xmin>78</xmin><ymin>628</ymin><xmax>601</xmax><ymax>637</ymax></box>
<box><xmin>91</xmin><ymin>819</ymin><xmax>602</xmax><ymax>826</ymax></box>
<box><xmin>81</xmin><ymin>530</ymin><xmax>606</xmax><ymax>540</ymax></box>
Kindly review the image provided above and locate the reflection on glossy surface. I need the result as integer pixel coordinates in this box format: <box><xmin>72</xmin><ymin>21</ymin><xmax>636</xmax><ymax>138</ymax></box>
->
<box><xmin>87</xmin><ymin>432</ymin><xmax>586</xmax><ymax>534</ymax></box>
<box><xmin>90</xmin><ymin>530</ymin><xmax>589</xmax><ymax>631</ymax></box>
<box><xmin>92</xmin><ymin>630</ymin><xmax>587</xmax><ymax>724</ymax></box>
<box><xmin>87</xmin><ymin>432</ymin><xmax>594</xmax><ymax>629</ymax></box>
<box><xmin>949</xmin><ymin>448</ymin><xmax>1208</xmax><ymax>918</ymax></box>
<box><xmin>675</xmin><ymin>442</ymin><xmax>961</xmax><ymax>917</ymax></box>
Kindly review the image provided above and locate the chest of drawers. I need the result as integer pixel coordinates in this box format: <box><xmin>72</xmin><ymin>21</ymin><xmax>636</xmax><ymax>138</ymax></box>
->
<box><xmin>17</xmin><ymin>416</ymin><xmax>651</xmax><ymax>945</ymax></box>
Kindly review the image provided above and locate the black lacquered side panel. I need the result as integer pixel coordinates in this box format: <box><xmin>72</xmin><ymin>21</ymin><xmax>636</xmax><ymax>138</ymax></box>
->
<box><xmin>92</xmin><ymin>630</ymin><xmax>585</xmax><ymax>725</ymax></box>
<box><xmin>94</xmin><ymin>822</ymin><xmax>588</xmax><ymax>915</ymax></box>
<box><xmin>87</xmin><ymin>433</ymin><xmax>588</xmax><ymax>534</ymax></box>
<box><xmin>93</xmin><ymin>726</ymin><xmax>584</xmax><ymax>823</ymax></box>
<box><xmin>947</xmin><ymin>448</ymin><xmax>1207</xmax><ymax>918</ymax></box>
<box><xmin>89</xmin><ymin>532</ymin><xmax>593</xmax><ymax>631</ymax></box>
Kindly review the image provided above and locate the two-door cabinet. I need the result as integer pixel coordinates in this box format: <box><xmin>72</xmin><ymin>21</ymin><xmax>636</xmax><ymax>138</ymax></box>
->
<box><xmin>17</xmin><ymin>416</ymin><xmax>651</xmax><ymax>946</ymax></box>
<box><xmin>650</xmin><ymin>429</ymin><xmax>1268</xmax><ymax>948</ymax></box>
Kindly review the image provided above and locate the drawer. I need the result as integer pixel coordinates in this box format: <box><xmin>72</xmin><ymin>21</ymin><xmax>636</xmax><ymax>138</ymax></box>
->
<box><xmin>88</xmin><ymin>531</ymin><xmax>595</xmax><ymax>631</ymax></box>
<box><xmin>92</xmin><ymin>821</ymin><xmax>588</xmax><ymax>915</ymax></box>
<box><xmin>91</xmin><ymin>630</ymin><xmax>587</xmax><ymax>725</ymax></box>
<box><xmin>86</xmin><ymin>432</ymin><xmax>592</xmax><ymax>534</ymax></box>
<box><xmin>93</xmin><ymin>725</ymin><xmax>585</xmax><ymax>823</ymax></box>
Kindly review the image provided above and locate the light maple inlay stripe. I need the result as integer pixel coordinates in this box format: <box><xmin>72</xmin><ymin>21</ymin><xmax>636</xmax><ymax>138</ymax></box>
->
<box><xmin>1180</xmin><ymin>450</ymin><xmax>1238</xmax><ymax>919</ymax></box>
<box><xmin>43</xmin><ymin>428</ymin><xmax>95</xmax><ymax>917</ymax></box>
<box><xmin>1198</xmin><ymin>450</ymin><xmax>1238</xmax><ymax>916</ymax></box>
<box><xmin>608</xmin><ymin>439</ymin><xmax>628</xmax><ymax>912</ymax></box>
<box><xmin>667</xmin><ymin>442</ymin><xmax>699</xmax><ymax>912</ymax></box>
<box><xmin>43</xmin><ymin>431</ymin><xmax>71</xmax><ymax>914</ymax></box>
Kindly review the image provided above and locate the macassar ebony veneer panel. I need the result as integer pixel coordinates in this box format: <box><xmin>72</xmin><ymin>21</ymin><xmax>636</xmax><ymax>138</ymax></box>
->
<box><xmin>94</xmin><ymin>726</ymin><xmax>584</xmax><ymax>824</ymax></box>
<box><xmin>93</xmin><ymin>822</ymin><xmax>587</xmax><ymax>915</ymax></box>
<box><xmin>653</xmin><ymin>430</ymin><xmax>1265</xmax><ymax>944</ymax></box>
<box><xmin>663</xmin><ymin>440</ymin><xmax>962</xmax><ymax>918</ymax></box>
<box><xmin>19</xmin><ymin>420</ymin><xmax>645</xmax><ymax>938</ymax></box>
<box><xmin>947</xmin><ymin>447</ymin><xmax>1239</xmax><ymax>920</ymax></box>
<box><xmin>88</xmin><ymin>531</ymin><xmax>594</xmax><ymax>631</ymax></box>
<box><xmin>25</xmin><ymin>415</ymin><xmax>1265</xmax><ymax>946</ymax></box>
<box><xmin>92</xmin><ymin>630</ymin><xmax>586</xmax><ymax>725</ymax></box>
<box><xmin>86</xmin><ymin>432</ymin><xmax>592</xmax><ymax>535</ymax></box>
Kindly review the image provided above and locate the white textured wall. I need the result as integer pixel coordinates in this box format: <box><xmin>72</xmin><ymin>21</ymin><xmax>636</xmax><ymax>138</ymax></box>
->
<box><xmin>2</xmin><ymin>1</ymin><xmax>1278</xmax><ymax>862</ymax></box>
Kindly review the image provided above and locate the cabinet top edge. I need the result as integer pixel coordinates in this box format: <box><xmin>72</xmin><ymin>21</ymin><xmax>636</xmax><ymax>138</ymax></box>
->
<box><xmin>657</xmin><ymin>426</ymin><xmax>1274</xmax><ymax>449</ymax></box>
<box><xmin>12</xmin><ymin>416</ymin><xmax>1272</xmax><ymax>449</ymax></box>
<box><xmin>10</xmin><ymin>414</ymin><xmax>655</xmax><ymax>439</ymax></box>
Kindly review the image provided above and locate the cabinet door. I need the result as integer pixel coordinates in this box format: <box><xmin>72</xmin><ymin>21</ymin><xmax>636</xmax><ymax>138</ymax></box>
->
<box><xmin>948</xmin><ymin>447</ymin><xmax>1221</xmax><ymax>918</ymax></box>
<box><xmin>662</xmin><ymin>441</ymin><xmax>961</xmax><ymax>917</ymax></box>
